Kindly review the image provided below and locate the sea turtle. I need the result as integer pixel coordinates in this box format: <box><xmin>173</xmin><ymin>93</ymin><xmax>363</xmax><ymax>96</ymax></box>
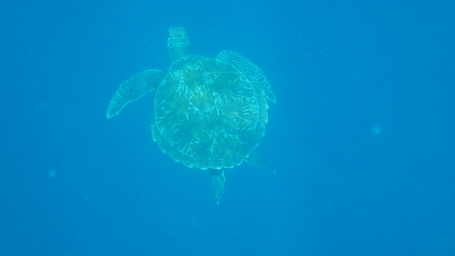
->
<box><xmin>107</xmin><ymin>26</ymin><xmax>276</xmax><ymax>204</ymax></box>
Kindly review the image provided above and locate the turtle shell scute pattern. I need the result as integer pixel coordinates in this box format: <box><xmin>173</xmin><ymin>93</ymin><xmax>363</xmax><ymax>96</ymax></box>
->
<box><xmin>152</xmin><ymin>55</ymin><xmax>268</xmax><ymax>170</ymax></box>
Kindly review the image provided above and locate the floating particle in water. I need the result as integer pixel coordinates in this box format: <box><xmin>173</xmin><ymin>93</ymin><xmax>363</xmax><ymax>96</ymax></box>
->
<box><xmin>371</xmin><ymin>125</ymin><xmax>382</xmax><ymax>136</ymax></box>
<box><xmin>49</xmin><ymin>169</ymin><xmax>57</xmax><ymax>178</ymax></box>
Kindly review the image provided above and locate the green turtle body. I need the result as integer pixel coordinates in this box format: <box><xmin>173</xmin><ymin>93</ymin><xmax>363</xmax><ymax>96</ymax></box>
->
<box><xmin>107</xmin><ymin>27</ymin><xmax>275</xmax><ymax>204</ymax></box>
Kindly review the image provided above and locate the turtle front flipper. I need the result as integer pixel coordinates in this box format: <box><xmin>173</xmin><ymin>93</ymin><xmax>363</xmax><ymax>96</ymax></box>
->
<box><xmin>107</xmin><ymin>69</ymin><xmax>165</xmax><ymax>118</ymax></box>
<box><xmin>210</xmin><ymin>169</ymin><xmax>225</xmax><ymax>204</ymax></box>
<box><xmin>217</xmin><ymin>50</ymin><xmax>276</xmax><ymax>103</ymax></box>
<box><xmin>244</xmin><ymin>151</ymin><xmax>276</xmax><ymax>172</ymax></box>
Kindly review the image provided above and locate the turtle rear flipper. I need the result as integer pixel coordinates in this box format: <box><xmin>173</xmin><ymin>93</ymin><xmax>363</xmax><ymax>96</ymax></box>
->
<box><xmin>107</xmin><ymin>69</ymin><xmax>165</xmax><ymax>118</ymax></box>
<box><xmin>210</xmin><ymin>169</ymin><xmax>225</xmax><ymax>204</ymax></box>
<box><xmin>245</xmin><ymin>151</ymin><xmax>276</xmax><ymax>172</ymax></box>
<box><xmin>217</xmin><ymin>50</ymin><xmax>276</xmax><ymax>103</ymax></box>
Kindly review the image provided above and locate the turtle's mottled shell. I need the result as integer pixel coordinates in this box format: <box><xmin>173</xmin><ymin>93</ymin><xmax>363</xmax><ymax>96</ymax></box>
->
<box><xmin>151</xmin><ymin>55</ymin><xmax>269</xmax><ymax>170</ymax></box>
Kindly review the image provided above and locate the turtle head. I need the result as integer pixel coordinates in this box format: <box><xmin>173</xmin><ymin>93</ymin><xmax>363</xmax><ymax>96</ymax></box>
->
<box><xmin>167</xmin><ymin>26</ymin><xmax>191</xmax><ymax>63</ymax></box>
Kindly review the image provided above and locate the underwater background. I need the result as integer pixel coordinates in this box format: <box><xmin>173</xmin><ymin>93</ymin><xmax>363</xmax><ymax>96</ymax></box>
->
<box><xmin>1</xmin><ymin>0</ymin><xmax>454</xmax><ymax>255</ymax></box>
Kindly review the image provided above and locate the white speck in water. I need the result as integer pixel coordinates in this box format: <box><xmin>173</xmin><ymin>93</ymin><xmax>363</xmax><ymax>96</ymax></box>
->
<box><xmin>49</xmin><ymin>169</ymin><xmax>57</xmax><ymax>178</ymax></box>
<box><xmin>371</xmin><ymin>125</ymin><xmax>382</xmax><ymax>136</ymax></box>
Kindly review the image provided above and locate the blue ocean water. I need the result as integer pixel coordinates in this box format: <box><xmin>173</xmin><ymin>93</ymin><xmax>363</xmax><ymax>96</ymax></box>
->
<box><xmin>1</xmin><ymin>0</ymin><xmax>454</xmax><ymax>255</ymax></box>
